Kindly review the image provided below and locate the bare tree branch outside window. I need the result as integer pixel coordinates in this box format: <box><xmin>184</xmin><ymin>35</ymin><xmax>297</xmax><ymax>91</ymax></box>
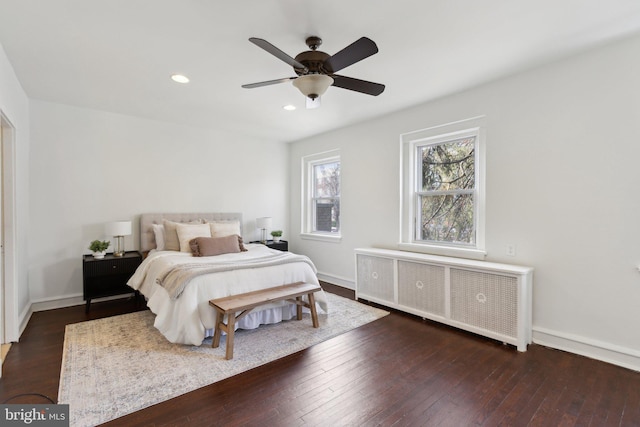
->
<box><xmin>418</xmin><ymin>137</ymin><xmax>475</xmax><ymax>245</ymax></box>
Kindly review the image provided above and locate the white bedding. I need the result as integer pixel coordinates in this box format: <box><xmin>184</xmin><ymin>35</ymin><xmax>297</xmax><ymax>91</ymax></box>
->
<box><xmin>127</xmin><ymin>244</ymin><xmax>328</xmax><ymax>345</ymax></box>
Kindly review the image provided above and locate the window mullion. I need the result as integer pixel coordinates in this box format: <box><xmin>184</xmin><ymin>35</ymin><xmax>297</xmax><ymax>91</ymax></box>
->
<box><xmin>417</xmin><ymin>189</ymin><xmax>474</xmax><ymax>197</ymax></box>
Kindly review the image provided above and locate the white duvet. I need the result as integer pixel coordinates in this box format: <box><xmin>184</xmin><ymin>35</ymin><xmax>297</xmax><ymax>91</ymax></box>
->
<box><xmin>127</xmin><ymin>244</ymin><xmax>328</xmax><ymax>345</ymax></box>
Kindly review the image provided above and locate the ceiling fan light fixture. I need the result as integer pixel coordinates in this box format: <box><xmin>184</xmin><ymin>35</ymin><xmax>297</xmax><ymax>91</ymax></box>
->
<box><xmin>306</xmin><ymin>96</ymin><xmax>321</xmax><ymax>109</ymax></box>
<box><xmin>292</xmin><ymin>74</ymin><xmax>334</xmax><ymax>99</ymax></box>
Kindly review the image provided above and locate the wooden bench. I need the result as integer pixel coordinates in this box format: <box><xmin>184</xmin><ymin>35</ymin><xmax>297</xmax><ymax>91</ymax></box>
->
<box><xmin>209</xmin><ymin>281</ymin><xmax>322</xmax><ymax>360</ymax></box>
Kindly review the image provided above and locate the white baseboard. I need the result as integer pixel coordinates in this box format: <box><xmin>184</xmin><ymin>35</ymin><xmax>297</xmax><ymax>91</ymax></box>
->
<box><xmin>17</xmin><ymin>304</ymin><xmax>33</xmax><ymax>342</ymax></box>
<box><xmin>533</xmin><ymin>327</ymin><xmax>640</xmax><ymax>372</ymax></box>
<box><xmin>16</xmin><ymin>293</ymin><xmax>135</xmax><ymax>342</ymax></box>
<box><xmin>29</xmin><ymin>293</ymin><xmax>138</xmax><ymax>313</ymax></box>
<box><xmin>29</xmin><ymin>293</ymin><xmax>85</xmax><ymax>313</ymax></box>
<box><xmin>15</xmin><ymin>294</ymin><xmax>84</xmax><ymax>341</ymax></box>
<box><xmin>316</xmin><ymin>271</ymin><xmax>354</xmax><ymax>290</ymax></box>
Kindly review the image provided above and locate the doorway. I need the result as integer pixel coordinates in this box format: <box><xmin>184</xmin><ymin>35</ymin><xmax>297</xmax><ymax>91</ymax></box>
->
<box><xmin>0</xmin><ymin>110</ymin><xmax>17</xmax><ymax>377</ymax></box>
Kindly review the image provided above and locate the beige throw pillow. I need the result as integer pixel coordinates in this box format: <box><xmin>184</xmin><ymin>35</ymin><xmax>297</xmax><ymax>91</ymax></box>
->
<box><xmin>163</xmin><ymin>219</ymin><xmax>202</xmax><ymax>251</ymax></box>
<box><xmin>209</xmin><ymin>220</ymin><xmax>241</xmax><ymax>238</ymax></box>
<box><xmin>176</xmin><ymin>223</ymin><xmax>211</xmax><ymax>252</ymax></box>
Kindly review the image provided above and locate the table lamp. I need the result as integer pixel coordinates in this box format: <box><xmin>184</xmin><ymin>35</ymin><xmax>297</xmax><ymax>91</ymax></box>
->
<box><xmin>256</xmin><ymin>217</ymin><xmax>272</xmax><ymax>244</ymax></box>
<box><xmin>106</xmin><ymin>221</ymin><xmax>132</xmax><ymax>257</ymax></box>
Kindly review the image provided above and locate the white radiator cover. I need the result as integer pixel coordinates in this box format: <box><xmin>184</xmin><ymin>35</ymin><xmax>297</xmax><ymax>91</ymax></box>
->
<box><xmin>355</xmin><ymin>248</ymin><xmax>534</xmax><ymax>351</ymax></box>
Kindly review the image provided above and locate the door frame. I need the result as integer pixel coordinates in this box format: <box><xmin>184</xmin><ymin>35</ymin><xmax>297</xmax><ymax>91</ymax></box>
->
<box><xmin>0</xmin><ymin>110</ymin><xmax>18</xmax><ymax>348</ymax></box>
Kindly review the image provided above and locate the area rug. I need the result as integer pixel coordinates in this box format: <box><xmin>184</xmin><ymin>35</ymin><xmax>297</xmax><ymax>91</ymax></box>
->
<box><xmin>58</xmin><ymin>292</ymin><xmax>388</xmax><ymax>427</ymax></box>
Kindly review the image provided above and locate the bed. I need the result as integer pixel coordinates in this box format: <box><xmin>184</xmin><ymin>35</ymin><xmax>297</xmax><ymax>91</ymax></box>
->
<box><xmin>127</xmin><ymin>212</ymin><xmax>328</xmax><ymax>345</ymax></box>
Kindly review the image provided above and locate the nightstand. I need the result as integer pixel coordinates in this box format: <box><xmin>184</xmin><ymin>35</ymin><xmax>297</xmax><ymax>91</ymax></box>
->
<box><xmin>83</xmin><ymin>251</ymin><xmax>143</xmax><ymax>312</ymax></box>
<box><xmin>250</xmin><ymin>240</ymin><xmax>288</xmax><ymax>252</ymax></box>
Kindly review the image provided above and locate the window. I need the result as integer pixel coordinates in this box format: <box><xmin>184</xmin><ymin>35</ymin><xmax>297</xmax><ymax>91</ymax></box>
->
<box><xmin>400</xmin><ymin>117</ymin><xmax>485</xmax><ymax>259</ymax></box>
<box><xmin>417</xmin><ymin>136</ymin><xmax>476</xmax><ymax>245</ymax></box>
<box><xmin>302</xmin><ymin>150</ymin><xmax>341</xmax><ymax>241</ymax></box>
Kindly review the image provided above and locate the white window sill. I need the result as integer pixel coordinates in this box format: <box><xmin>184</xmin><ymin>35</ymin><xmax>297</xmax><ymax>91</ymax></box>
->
<box><xmin>300</xmin><ymin>233</ymin><xmax>342</xmax><ymax>243</ymax></box>
<box><xmin>397</xmin><ymin>242</ymin><xmax>486</xmax><ymax>260</ymax></box>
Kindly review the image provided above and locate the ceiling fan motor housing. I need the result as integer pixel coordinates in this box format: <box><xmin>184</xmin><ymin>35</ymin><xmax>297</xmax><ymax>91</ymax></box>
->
<box><xmin>293</xmin><ymin>50</ymin><xmax>332</xmax><ymax>76</ymax></box>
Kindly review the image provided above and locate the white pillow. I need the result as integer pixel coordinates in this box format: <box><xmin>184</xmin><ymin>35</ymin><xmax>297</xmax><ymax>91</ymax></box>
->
<box><xmin>152</xmin><ymin>224</ymin><xmax>165</xmax><ymax>251</ymax></box>
<box><xmin>209</xmin><ymin>220</ymin><xmax>241</xmax><ymax>238</ymax></box>
<box><xmin>163</xmin><ymin>219</ymin><xmax>201</xmax><ymax>251</ymax></box>
<box><xmin>176</xmin><ymin>223</ymin><xmax>211</xmax><ymax>252</ymax></box>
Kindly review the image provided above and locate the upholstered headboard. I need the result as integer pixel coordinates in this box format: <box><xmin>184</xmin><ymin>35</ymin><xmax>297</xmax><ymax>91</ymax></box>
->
<box><xmin>139</xmin><ymin>212</ymin><xmax>243</xmax><ymax>253</ymax></box>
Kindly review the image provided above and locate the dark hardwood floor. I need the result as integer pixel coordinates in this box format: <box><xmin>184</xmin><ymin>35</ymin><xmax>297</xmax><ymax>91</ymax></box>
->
<box><xmin>1</xmin><ymin>284</ymin><xmax>639</xmax><ymax>426</ymax></box>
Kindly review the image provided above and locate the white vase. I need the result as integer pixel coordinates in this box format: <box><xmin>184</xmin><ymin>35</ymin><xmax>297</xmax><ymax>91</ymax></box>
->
<box><xmin>93</xmin><ymin>251</ymin><xmax>106</xmax><ymax>259</ymax></box>
<box><xmin>272</xmin><ymin>236</ymin><xmax>281</xmax><ymax>243</ymax></box>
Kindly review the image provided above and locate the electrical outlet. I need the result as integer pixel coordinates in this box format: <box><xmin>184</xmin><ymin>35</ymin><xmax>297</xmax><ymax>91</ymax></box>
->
<box><xmin>506</xmin><ymin>244</ymin><xmax>516</xmax><ymax>257</ymax></box>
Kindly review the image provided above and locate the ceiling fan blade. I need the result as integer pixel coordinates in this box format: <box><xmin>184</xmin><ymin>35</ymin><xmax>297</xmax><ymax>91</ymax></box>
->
<box><xmin>332</xmin><ymin>75</ymin><xmax>385</xmax><ymax>96</ymax></box>
<box><xmin>249</xmin><ymin>38</ymin><xmax>308</xmax><ymax>72</ymax></box>
<box><xmin>242</xmin><ymin>77</ymin><xmax>296</xmax><ymax>89</ymax></box>
<box><xmin>324</xmin><ymin>37</ymin><xmax>379</xmax><ymax>73</ymax></box>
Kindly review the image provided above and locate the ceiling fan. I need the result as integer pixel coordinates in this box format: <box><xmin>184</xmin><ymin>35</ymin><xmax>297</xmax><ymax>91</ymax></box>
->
<box><xmin>242</xmin><ymin>36</ymin><xmax>385</xmax><ymax>108</ymax></box>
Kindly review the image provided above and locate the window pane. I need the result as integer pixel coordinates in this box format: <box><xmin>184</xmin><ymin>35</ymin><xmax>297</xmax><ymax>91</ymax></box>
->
<box><xmin>314</xmin><ymin>198</ymin><xmax>340</xmax><ymax>232</ymax></box>
<box><xmin>314</xmin><ymin>161</ymin><xmax>340</xmax><ymax>198</ymax></box>
<box><xmin>421</xmin><ymin>137</ymin><xmax>475</xmax><ymax>191</ymax></box>
<box><xmin>419</xmin><ymin>194</ymin><xmax>475</xmax><ymax>245</ymax></box>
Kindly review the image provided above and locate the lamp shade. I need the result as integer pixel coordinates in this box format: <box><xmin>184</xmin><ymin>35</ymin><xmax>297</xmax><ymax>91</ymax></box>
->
<box><xmin>256</xmin><ymin>217</ymin><xmax>272</xmax><ymax>229</ymax></box>
<box><xmin>106</xmin><ymin>221</ymin><xmax>132</xmax><ymax>236</ymax></box>
<box><xmin>292</xmin><ymin>74</ymin><xmax>334</xmax><ymax>99</ymax></box>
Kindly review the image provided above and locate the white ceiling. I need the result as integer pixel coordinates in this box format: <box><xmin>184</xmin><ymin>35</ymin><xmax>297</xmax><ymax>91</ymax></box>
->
<box><xmin>1</xmin><ymin>1</ymin><xmax>640</xmax><ymax>142</ymax></box>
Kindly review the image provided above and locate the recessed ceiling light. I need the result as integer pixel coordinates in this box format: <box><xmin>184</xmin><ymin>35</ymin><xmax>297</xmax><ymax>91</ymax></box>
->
<box><xmin>283</xmin><ymin>105</ymin><xmax>296</xmax><ymax>111</ymax></box>
<box><xmin>170</xmin><ymin>74</ymin><xmax>190</xmax><ymax>84</ymax></box>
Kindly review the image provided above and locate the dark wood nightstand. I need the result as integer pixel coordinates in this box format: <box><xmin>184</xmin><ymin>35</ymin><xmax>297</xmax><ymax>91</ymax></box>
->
<box><xmin>83</xmin><ymin>251</ymin><xmax>143</xmax><ymax>312</ymax></box>
<box><xmin>250</xmin><ymin>240</ymin><xmax>288</xmax><ymax>252</ymax></box>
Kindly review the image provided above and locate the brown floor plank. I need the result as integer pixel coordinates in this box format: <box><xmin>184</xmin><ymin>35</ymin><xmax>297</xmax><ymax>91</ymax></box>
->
<box><xmin>620</xmin><ymin>369</ymin><xmax>640</xmax><ymax>427</ymax></box>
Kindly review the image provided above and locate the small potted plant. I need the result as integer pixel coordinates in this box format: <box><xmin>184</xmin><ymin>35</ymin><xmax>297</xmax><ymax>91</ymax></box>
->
<box><xmin>89</xmin><ymin>240</ymin><xmax>110</xmax><ymax>259</ymax></box>
<box><xmin>270</xmin><ymin>230</ymin><xmax>283</xmax><ymax>243</ymax></box>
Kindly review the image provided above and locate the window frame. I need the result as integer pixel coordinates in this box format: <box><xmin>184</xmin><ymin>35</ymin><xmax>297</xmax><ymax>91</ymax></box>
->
<box><xmin>301</xmin><ymin>149</ymin><xmax>342</xmax><ymax>243</ymax></box>
<box><xmin>400</xmin><ymin>117</ymin><xmax>486</xmax><ymax>259</ymax></box>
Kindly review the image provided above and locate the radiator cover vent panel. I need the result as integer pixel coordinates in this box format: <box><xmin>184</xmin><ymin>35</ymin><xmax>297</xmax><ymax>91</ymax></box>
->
<box><xmin>450</xmin><ymin>268</ymin><xmax>518</xmax><ymax>338</ymax></box>
<box><xmin>398</xmin><ymin>260</ymin><xmax>446</xmax><ymax>317</ymax></box>
<box><xmin>356</xmin><ymin>255</ymin><xmax>395</xmax><ymax>301</ymax></box>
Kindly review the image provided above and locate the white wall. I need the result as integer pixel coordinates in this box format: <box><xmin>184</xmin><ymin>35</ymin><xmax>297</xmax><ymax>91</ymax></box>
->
<box><xmin>289</xmin><ymin>33</ymin><xmax>640</xmax><ymax>370</ymax></box>
<box><xmin>0</xmin><ymin>43</ymin><xmax>30</xmax><ymax>340</ymax></box>
<box><xmin>29</xmin><ymin>100</ymin><xmax>289</xmax><ymax>304</ymax></box>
